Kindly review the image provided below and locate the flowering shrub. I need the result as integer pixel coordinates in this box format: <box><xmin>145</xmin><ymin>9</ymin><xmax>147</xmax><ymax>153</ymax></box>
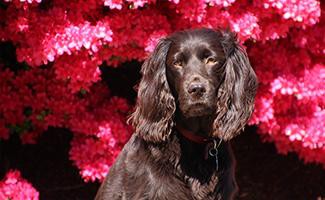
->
<box><xmin>0</xmin><ymin>0</ymin><xmax>323</xmax><ymax>195</ymax></box>
<box><xmin>0</xmin><ymin>170</ymin><xmax>39</xmax><ymax>200</ymax></box>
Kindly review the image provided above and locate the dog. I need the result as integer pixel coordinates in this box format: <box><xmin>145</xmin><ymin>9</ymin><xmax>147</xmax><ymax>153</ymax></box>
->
<box><xmin>95</xmin><ymin>28</ymin><xmax>258</xmax><ymax>200</ymax></box>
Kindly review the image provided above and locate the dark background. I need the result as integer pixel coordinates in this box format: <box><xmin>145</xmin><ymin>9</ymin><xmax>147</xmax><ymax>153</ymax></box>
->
<box><xmin>0</xmin><ymin>53</ymin><xmax>324</xmax><ymax>200</ymax></box>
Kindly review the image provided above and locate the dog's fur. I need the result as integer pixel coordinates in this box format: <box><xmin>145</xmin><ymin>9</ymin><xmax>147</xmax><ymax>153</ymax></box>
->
<box><xmin>95</xmin><ymin>28</ymin><xmax>258</xmax><ymax>200</ymax></box>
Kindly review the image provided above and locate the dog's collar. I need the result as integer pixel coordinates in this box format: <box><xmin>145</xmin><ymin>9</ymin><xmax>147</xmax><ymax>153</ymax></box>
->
<box><xmin>176</xmin><ymin>124</ymin><xmax>223</xmax><ymax>171</ymax></box>
<box><xmin>176</xmin><ymin>124</ymin><xmax>212</xmax><ymax>144</ymax></box>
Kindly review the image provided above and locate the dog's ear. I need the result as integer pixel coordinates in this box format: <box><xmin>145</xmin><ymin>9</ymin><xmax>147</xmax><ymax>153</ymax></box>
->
<box><xmin>213</xmin><ymin>30</ymin><xmax>258</xmax><ymax>141</ymax></box>
<box><xmin>130</xmin><ymin>39</ymin><xmax>176</xmax><ymax>143</ymax></box>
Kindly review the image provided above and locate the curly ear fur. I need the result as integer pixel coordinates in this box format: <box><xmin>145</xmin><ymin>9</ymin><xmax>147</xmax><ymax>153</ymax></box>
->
<box><xmin>213</xmin><ymin>31</ymin><xmax>258</xmax><ymax>141</ymax></box>
<box><xmin>130</xmin><ymin>39</ymin><xmax>176</xmax><ymax>143</ymax></box>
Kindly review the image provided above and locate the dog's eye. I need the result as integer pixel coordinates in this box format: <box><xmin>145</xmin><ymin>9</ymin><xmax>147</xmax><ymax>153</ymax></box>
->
<box><xmin>205</xmin><ymin>57</ymin><xmax>218</xmax><ymax>65</ymax></box>
<box><xmin>173</xmin><ymin>61</ymin><xmax>183</xmax><ymax>68</ymax></box>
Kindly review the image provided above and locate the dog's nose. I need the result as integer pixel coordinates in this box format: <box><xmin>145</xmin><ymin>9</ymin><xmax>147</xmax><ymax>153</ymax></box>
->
<box><xmin>188</xmin><ymin>83</ymin><xmax>206</xmax><ymax>97</ymax></box>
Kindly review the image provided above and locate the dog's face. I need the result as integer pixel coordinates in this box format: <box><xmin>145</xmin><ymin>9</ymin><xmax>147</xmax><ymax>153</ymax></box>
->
<box><xmin>131</xmin><ymin>28</ymin><xmax>258</xmax><ymax>142</ymax></box>
<box><xmin>166</xmin><ymin>32</ymin><xmax>226</xmax><ymax>118</ymax></box>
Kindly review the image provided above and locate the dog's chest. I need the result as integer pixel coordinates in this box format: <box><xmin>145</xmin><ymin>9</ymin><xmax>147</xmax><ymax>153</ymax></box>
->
<box><xmin>144</xmin><ymin>138</ymin><xmax>221</xmax><ymax>199</ymax></box>
<box><xmin>185</xmin><ymin>174</ymin><xmax>220</xmax><ymax>200</ymax></box>
<box><xmin>142</xmin><ymin>167</ymin><xmax>220</xmax><ymax>200</ymax></box>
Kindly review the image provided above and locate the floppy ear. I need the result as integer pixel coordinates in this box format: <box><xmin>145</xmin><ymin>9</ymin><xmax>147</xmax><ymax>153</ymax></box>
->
<box><xmin>213</xmin><ymin>31</ymin><xmax>258</xmax><ymax>141</ymax></box>
<box><xmin>130</xmin><ymin>39</ymin><xmax>176</xmax><ymax>143</ymax></box>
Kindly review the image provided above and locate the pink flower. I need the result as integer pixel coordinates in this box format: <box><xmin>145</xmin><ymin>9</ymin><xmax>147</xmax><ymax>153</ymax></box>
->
<box><xmin>229</xmin><ymin>12</ymin><xmax>261</xmax><ymax>41</ymax></box>
<box><xmin>205</xmin><ymin>0</ymin><xmax>235</xmax><ymax>7</ymax></box>
<box><xmin>262</xmin><ymin>0</ymin><xmax>320</xmax><ymax>25</ymax></box>
<box><xmin>145</xmin><ymin>31</ymin><xmax>168</xmax><ymax>53</ymax></box>
<box><xmin>103</xmin><ymin>0</ymin><xmax>123</xmax><ymax>9</ymax></box>
<box><xmin>0</xmin><ymin>170</ymin><xmax>39</xmax><ymax>200</ymax></box>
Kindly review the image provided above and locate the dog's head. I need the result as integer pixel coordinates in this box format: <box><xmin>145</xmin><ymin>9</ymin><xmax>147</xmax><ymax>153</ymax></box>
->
<box><xmin>130</xmin><ymin>28</ymin><xmax>258</xmax><ymax>142</ymax></box>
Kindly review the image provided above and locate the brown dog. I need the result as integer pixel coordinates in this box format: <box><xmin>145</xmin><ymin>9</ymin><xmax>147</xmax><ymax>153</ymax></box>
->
<box><xmin>95</xmin><ymin>28</ymin><xmax>258</xmax><ymax>200</ymax></box>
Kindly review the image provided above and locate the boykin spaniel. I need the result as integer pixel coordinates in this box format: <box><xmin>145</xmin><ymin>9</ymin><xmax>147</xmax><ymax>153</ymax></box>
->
<box><xmin>95</xmin><ymin>28</ymin><xmax>258</xmax><ymax>200</ymax></box>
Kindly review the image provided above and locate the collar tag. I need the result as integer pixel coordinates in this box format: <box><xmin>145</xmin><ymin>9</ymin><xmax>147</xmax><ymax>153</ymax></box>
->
<box><xmin>208</xmin><ymin>139</ymin><xmax>222</xmax><ymax>171</ymax></box>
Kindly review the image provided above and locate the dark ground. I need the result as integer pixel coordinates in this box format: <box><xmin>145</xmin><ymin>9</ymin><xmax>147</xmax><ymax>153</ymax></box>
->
<box><xmin>0</xmin><ymin>61</ymin><xmax>324</xmax><ymax>200</ymax></box>
<box><xmin>1</xmin><ymin>126</ymin><xmax>324</xmax><ymax>200</ymax></box>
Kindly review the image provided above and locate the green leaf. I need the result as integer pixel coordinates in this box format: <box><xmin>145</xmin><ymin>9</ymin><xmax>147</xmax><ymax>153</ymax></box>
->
<box><xmin>23</xmin><ymin>107</ymin><xmax>33</xmax><ymax>116</ymax></box>
<box><xmin>36</xmin><ymin>114</ymin><xmax>44</xmax><ymax>121</ymax></box>
<box><xmin>80</xmin><ymin>88</ymin><xmax>87</xmax><ymax>95</ymax></box>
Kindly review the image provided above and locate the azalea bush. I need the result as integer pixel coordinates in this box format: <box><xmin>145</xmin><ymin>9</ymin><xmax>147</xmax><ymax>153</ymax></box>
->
<box><xmin>0</xmin><ymin>0</ymin><xmax>324</xmax><ymax>198</ymax></box>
